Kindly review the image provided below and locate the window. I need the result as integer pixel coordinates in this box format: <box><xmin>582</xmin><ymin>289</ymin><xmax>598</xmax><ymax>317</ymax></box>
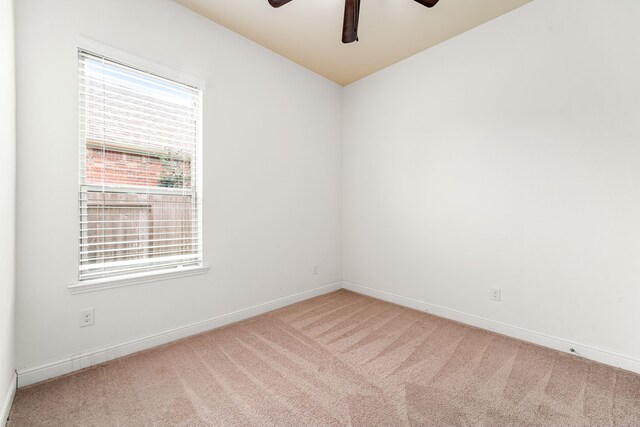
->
<box><xmin>78</xmin><ymin>50</ymin><xmax>203</xmax><ymax>283</ymax></box>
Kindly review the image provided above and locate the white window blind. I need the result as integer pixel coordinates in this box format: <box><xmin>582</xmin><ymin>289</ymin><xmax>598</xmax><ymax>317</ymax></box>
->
<box><xmin>78</xmin><ymin>50</ymin><xmax>203</xmax><ymax>282</ymax></box>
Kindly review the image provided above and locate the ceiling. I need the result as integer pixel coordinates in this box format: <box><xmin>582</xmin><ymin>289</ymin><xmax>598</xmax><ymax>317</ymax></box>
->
<box><xmin>175</xmin><ymin>0</ymin><xmax>533</xmax><ymax>86</ymax></box>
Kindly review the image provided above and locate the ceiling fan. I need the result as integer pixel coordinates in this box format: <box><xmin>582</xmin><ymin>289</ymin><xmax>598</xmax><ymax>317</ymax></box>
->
<box><xmin>268</xmin><ymin>0</ymin><xmax>439</xmax><ymax>43</ymax></box>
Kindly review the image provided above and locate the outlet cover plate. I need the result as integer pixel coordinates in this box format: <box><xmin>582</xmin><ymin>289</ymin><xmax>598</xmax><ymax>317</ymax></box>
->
<box><xmin>79</xmin><ymin>308</ymin><xmax>95</xmax><ymax>327</ymax></box>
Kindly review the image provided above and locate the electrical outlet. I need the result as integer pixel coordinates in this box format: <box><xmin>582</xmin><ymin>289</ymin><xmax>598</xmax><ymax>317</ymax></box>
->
<box><xmin>313</xmin><ymin>265</ymin><xmax>319</xmax><ymax>275</ymax></box>
<box><xmin>490</xmin><ymin>288</ymin><xmax>501</xmax><ymax>302</ymax></box>
<box><xmin>79</xmin><ymin>308</ymin><xmax>95</xmax><ymax>327</ymax></box>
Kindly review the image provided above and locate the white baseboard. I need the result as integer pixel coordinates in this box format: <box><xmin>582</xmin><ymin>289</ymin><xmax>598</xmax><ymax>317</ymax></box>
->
<box><xmin>17</xmin><ymin>282</ymin><xmax>342</xmax><ymax>388</ymax></box>
<box><xmin>342</xmin><ymin>281</ymin><xmax>640</xmax><ymax>374</ymax></box>
<box><xmin>1</xmin><ymin>372</ymin><xmax>17</xmax><ymax>427</ymax></box>
<box><xmin>17</xmin><ymin>279</ymin><xmax>639</xmax><ymax>388</ymax></box>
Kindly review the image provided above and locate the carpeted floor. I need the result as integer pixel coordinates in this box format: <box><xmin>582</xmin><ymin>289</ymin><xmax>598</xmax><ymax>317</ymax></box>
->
<box><xmin>8</xmin><ymin>290</ymin><xmax>640</xmax><ymax>426</ymax></box>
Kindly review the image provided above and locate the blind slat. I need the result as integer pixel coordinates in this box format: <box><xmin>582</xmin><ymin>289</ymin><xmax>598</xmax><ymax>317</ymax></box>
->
<box><xmin>80</xmin><ymin>237</ymin><xmax>201</xmax><ymax>247</ymax></box>
<box><xmin>81</xmin><ymin>242</ymin><xmax>200</xmax><ymax>256</ymax></box>
<box><xmin>78</xmin><ymin>224</ymin><xmax>197</xmax><ymax>233</ymax></box>
<box><xmin>81</xmin><ymin>249</ymin><xmax>201</xmax><ymax>264</ymax></box>
<box><xmin>80</xmin><ymin>231</ymin><xmax>200</xmax><ymax>240</ymax></box>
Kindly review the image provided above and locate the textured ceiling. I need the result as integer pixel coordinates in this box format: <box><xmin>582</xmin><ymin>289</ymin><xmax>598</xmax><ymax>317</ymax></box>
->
<box><xmin>175</xmin><ymin>0</ymin><xmax>533</xmax><ymax>86</ymax></box>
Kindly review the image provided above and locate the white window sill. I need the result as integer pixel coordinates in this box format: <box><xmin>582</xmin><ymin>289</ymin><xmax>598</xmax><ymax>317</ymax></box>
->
<box><xmin>68</xmin><ymin>265</ymin><xmax>210</xmax><ymax>295</ymax></box>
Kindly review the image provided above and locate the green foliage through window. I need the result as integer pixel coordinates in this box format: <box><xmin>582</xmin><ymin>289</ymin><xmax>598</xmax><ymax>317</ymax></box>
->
<box><xmin>158</xmin><ymin>149</ymin><xmax>192</xmax><ymax>188</ymax></box>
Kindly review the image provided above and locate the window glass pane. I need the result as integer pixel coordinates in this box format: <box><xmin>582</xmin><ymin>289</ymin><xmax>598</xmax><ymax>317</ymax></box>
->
<box><xmin>79</xmin><ymin>51</ymin><xmax>202</xmax><ymax>281</ymax></box>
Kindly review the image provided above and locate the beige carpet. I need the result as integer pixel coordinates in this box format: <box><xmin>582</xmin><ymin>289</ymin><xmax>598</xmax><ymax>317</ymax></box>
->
<box><xmin>8</xmin><ymin>290</ymin><xmax>640</xmax><ymax>426</ymax></box>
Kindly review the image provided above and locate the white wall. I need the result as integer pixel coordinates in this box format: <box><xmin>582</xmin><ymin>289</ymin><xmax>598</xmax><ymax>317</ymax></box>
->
<box><xmin>343</xmin><ymin>0</ymin><xmax>640</xmax><ymax>364</ymax></box>
<box><xmin>15</xmin><ymin>0</ymin><xmax>342</xmax><ymax>377</ymax></box>
<box><xmin>0</xmin><ymin>0</ymin><xmax>17</xmax><ymax>417</ymax></box>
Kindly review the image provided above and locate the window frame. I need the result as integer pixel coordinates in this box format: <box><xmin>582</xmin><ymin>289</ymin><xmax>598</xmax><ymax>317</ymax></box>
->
<box><xmin>70</xmin><ymin>38</ymin><xmax>208</xmax><ymax>294</ymax></box>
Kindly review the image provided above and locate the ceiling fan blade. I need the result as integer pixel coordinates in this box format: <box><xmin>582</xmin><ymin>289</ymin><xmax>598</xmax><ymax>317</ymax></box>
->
<box><xmin>342</xmin><ymin>0</ymin><xmax>361</xmax><ymax>43</ymax></box>
<box><xmin>268</xmin><ymin>0</ymin><xmax>293</xmax><ymax>8</ymax></box>
<box><xmin>413</xmin><ymin>0</ymin><xmax>439</xmax><ymax>7</ymax></box>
